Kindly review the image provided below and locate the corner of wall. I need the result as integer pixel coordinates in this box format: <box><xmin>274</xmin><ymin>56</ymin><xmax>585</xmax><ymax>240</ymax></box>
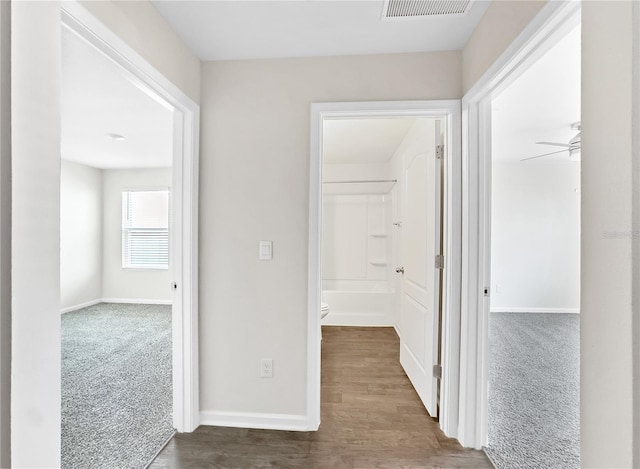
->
<box><xmin>581</xmin><ymin>2</ymin><xmax>635</xmax><ymax>467</ymax></box>
<box><xmin>0</xmin><ymin>1</ymin><xmax>9</xmax><ymax>466</ymax></box>
<box><xmin>101</xmin><ymin>168</ymin><xmax>172</xmax><ymax>302</ymax></box>
<box><xmin>60</xmin><ymin>161</ymin><xmax>104</xmax><ymax>311</ymax></box>
<box><xmin>632</xmin><ymin>2</ymin><xmax>640</xmax><ymax>466</ymax></box>
<box><xmin>11</xmin><ymin>1</ymin><xmax>62</xmax><ymax>465</ymax></box>
<box><xmin>78</xmin><ymin>0</ymin><xmax>201</xmax><ymax>104</ymax></box>
<box><xmin>462</xmin><ymin>0</ymin><xmax>548</xmax><ymax>94</ymax></box>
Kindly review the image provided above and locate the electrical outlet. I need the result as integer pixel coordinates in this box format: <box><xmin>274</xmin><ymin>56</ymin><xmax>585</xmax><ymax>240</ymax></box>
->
<box><xmin>260</xmin><ymin>358</ymin><xmax>273</xmax><ymax>378</ymax></box>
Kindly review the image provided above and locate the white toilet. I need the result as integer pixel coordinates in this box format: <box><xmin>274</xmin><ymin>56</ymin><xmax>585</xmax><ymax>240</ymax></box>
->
<box><xmin>320</xmin><ymin>300</ymin><xmax>330</xmax><ymax>340</ymax></box>
<box><xmin>321</xmin><ymin>301</ymin><xmax>330</xmax><ymax>320</ymax></box>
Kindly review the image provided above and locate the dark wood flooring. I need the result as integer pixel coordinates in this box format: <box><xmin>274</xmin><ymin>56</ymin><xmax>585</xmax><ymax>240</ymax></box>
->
<box><xmin>150</xmin><ymin>326</ymin><xmax>493</xmax><ymax>468</ymax></box>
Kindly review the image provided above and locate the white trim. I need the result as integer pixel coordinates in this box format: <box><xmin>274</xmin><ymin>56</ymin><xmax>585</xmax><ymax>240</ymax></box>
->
<box><xmin>490</xmin><ymin>307</ymin><xmax>580</xmax><ymax>314</ymax></box>
<box><xmin>60</xmin><ymin>299</ymin><xmax>102</xmax><ymax>314</ymax></box>
<box><xmin>321</xmin><ymin>314</ymin><xmax>394</xmax><ymax>326</ymax></box>
<box><xmin>459</xmin><ymin>0</ymin><xmax>581</xmax><ymax>450</ymax></box>
<box><xmin>61</xmin><ymin>298</ymin><xmax>173</xmax><ymax>314</ymax></box>
<box><xmin>100</xmin><ymin>298</ymin><xmax>173</xmax><ymax>306</ymax></box>
<box><xmin>633</xmin><ymin>1</ymin><xmax>640</xmax><ymax>466</ymax></box>
<box><xmin>199</xmin><ymin>411</ymin><xmax>311</xmax><ymax>432</ymax></box>
<box><xmin>463</xmin><ymin>2</ymin><xmax>581</xmax><ymax>104</ymax></box>
<box><xmin>307</xmin><ymin>103</ymin><xmax>323</xmax><ymax>432</ymax></box>
<box><xmin>60</xmin><ymin>2</ymin><xmax>200</xmax><ymax>433</ymax></box>
<box><xmin>309</xmin><ymin>100</ymin><xmax>462</xmax><ymax>439</ymax></box>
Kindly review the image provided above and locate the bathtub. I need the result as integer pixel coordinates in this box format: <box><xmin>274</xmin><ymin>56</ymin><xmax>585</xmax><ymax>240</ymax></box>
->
<box><xmin>322</xmin><ymin>281</ymin><xmax>395</xmax><ymax>326</ymax></box>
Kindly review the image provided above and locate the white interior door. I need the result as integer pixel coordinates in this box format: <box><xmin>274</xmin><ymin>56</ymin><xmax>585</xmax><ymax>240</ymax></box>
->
<box><xmin>399</xmin><ymin>119</ymin><xmax>442</xmax><ymax>417</ymax></box>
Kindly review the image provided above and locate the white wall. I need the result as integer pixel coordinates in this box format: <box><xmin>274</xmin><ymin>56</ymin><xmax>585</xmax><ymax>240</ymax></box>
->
<box><xmin>199</xmin><ymin>52</ymin><xmax>461</xmax><ymax>421</ymax></box>
<box><xmin>322</xmin><ymin>162</ymin><xmax>394</xmax><ymax>296</ymax></box>
<box><xmin>322</xmin><ymin>194</ymin><xmax>391</xmax><ymax>288</ymax></box>
<box><xmin>323</xmin><ymin>162</ymin><xmax>390</xmax><ymax>185</ymax></box>
<box><xmin>490</xmin><ymin>161</ymin><xmax>580</xmax><ymax>312</ymax></box>
<box><xmin>462</xmin><ymin>0</ymin><xmax>547</xmax><ymax>94</ymax></box>
<box><xmin>60</xmin><ymin>160</ymin><xmax>103</xmax><ymax>310</ymax></box>
<box><xmin>60</xmin><ymin>164</ymin><xmax>172</xmax><ymax>308</ymax></box>
<box><xmin>0</xmin><ymin>2</ymin><xmax>9</xmax><ymax>466</ymax></box>
<box><xmin>102</xmin><ymin>168</ymin><xmax>172</xmax><ymax>302</ymax></box>
<box><xmin>9</xmin><ymin>2</ymin><xmax>197</xmax><ymax>463</ymax></box>
<box><xmin>463</xmin><ymin>0</ymin><xmax>637</xmax><ymax>464</ymax></box>
<box><xmin>11</xmin><ymin>2</ymin><xmax>61</xmax><ymax>467</ymax></box>
<box><xmin>581</xmin><ymin>2</ymin><xmax>635</xmax><ymax>467</ymax></box>
<box><xmin>79</xmin><ymin>0</ymin><xmax>201</xmax><ymax>103</ymax></box>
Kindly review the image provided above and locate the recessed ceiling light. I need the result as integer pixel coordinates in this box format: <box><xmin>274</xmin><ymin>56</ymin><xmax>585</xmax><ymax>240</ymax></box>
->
<box><xmin>106</xmin><ymin>133</ymin><xmax>126</xmax><ymax>141</ymax></box>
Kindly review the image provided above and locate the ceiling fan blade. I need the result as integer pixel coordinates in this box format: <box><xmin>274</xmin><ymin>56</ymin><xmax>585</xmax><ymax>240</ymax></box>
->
<box><xmin>520</xmin><ymin>148</ymin><xmax>570</xmax><ymax>162</ymax></box>
<box><xmin>536</xmin><ymin>141</ymin><xmax>572</xmax><ymax>148</ymax></box>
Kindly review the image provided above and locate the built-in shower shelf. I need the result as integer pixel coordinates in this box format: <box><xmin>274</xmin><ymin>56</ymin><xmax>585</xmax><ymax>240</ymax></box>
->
<box><xmin>369</xmin><ymin>259</ymin><xmax>388</xmax><ymax>266</ymax></box>
<box><xmin>370</xmin><ymin>233</ymin><xmax>389</xmax><ymax>238</ymax></box>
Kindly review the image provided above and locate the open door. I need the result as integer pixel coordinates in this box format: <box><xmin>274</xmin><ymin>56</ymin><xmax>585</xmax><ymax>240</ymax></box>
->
<box><xmin>398</xmin><ymin>119</ymin><xmax>443</xmax><ymax>418</ymax></box>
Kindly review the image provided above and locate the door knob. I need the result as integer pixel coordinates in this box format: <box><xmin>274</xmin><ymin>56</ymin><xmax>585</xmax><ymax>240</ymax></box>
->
<box><xmin>395</xmin><ymin>267</ymin><xmax>405</xmax><ymax>274</ymax></box>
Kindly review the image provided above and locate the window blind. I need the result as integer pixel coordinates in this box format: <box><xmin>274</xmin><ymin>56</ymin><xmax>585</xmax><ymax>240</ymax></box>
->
<box><xmin>122</xmin><ymin>190</ymin><xmax>170</xmax><ymax>269</ymax></box>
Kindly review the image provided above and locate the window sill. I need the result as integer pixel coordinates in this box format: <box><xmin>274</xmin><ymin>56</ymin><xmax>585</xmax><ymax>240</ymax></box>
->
<box><xmin>122</xmin><ymin>267</ymin><xmax>169</xmax><ymax>271</ymax></box>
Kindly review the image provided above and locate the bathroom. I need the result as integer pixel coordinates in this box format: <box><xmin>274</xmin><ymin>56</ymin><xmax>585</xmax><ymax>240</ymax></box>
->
<box><xmin>321</xmin><ymin>116</ymin><xmax>443</xmax><ymax>330</ymax></box>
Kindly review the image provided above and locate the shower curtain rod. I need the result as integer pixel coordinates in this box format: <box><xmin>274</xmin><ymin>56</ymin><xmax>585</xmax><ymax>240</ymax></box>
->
<box><xmin>322</xmin><ymin>179</ymin><xmax>397</xmax><ymax>184</ymax></box>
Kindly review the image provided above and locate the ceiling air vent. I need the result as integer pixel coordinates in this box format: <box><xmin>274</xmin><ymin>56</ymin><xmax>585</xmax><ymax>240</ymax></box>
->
<box><xmin>383</xmin><ymin>0</ymin><xmax>474</xmax><ymax>19</ymax></box>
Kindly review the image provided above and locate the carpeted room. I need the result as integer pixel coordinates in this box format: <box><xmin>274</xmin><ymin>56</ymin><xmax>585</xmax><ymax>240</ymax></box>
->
<box><xmin>61</xmin><ymin>303</ymin><xmax>173</xmax><ymax>468</ymax></box>
<box><xmin>60</xmin><ymin>26</ymin><xmax>176</xmax><ymax>468</ymax></box>
<box><xmin>486</xmin><ymin>24</ymin><xmax>581</xmax><ymax>469</ymax></box>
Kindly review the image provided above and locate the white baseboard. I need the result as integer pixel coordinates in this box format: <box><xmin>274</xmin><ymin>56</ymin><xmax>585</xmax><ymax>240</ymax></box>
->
<box><xmin>321</xmin><ymin>312</ymin><xmax>394</xmax><ymax>327</ymax></box>
<box><xmin>61</xmin><ymin>298</ymin><xmax>172</xmax><ymax>313</ymax></box>
<box><xmin>199</xmin><ymin>410</ymin><xmax>313</xmax><ymax>432</ymax></box>
<box><xmin>60</xmin><ymin>298</ymin><xmax>102</xmax><ymax>314</ymax></box>
<box><xmin>101</xmin><ymin>298</ymin><xmax>172</xmax><ymax>305</ymax></box>
<box><xmin>490</xmin><ymin>307</ymin><xmax>580</xmax><ymax>314</ymax></box>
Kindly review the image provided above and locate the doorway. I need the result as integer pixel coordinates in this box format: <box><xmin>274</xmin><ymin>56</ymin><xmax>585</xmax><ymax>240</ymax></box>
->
<box><xmin>458</xmin><ymin>0</ymin><xmax>581</xmax><ymax>453</ymax></box>
<box><xmin>60</xmin><ymin>20</ymin><xmax>176</xmax><ymax>469</ymax></box>
<box><xmin>485</xmin><ymin>24</ymin><xmax>581</xmax><ymax>468</ymax></box>
<box><xmin>58</xmin><ymin>0</ymin><xmax>200</xmax><ymax>460</ymax></box>
<box><xmin>308</xmin><ymin>100</ymin><xmax>461</xmax><ymax>435</ymax></box>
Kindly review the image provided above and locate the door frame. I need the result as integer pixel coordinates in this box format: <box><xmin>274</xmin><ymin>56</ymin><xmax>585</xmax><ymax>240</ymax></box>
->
<box><xmin>458</xmin><ymin>1</ymin><xmax>581</xmax><ymax>449</ymax></box>
<box><xmin>61</xmin><ymin>2</ymin><xmax>201</xmax><ymax>432</ymax></box>
<box><xmin>308</xmin><ymin>100</ymin><xmax>461</xmax><ymax>436</ymax></box>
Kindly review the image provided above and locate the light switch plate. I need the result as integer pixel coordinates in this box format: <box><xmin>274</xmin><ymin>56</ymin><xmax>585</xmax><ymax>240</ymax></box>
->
<box><xmin>259</xmin><ymin>240</ymin><xmax>273</xmax><ymax>260</ymax></box>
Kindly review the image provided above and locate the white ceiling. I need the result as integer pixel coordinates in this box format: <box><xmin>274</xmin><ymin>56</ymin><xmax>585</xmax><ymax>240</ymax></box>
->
<box><xmin>323</xmin><ymin>118</ymin><xmax>415</xmax><ymax>164</ymax></box>
<box><xmin>151</xmin><ymin>0</ymin><xmax>491</xmax><ymax>61</ymax></box>
<box><xmin>492</xmin><ymin>25</ymin><xmax>581</xmax><ymax>163</ymax></box>
<box><xmin>61</xmin><ymin>28</ymin><xmax>173</xmax><ymax>170</ymax></box>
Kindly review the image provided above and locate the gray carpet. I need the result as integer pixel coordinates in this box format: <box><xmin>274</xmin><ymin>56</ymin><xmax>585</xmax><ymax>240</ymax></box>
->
<box><xmin>62</xmin><ymin>303</ymin><xmax>174</xmax><ymax>469</ymax></box>
<box><xmin>485</xmin><ymin>312</ymin><xmax>579</xmax><ymax>469</ymax></box>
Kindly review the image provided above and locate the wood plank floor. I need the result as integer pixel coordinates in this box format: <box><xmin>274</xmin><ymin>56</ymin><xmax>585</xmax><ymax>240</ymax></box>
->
<box><xmin>150</xmin><ymin>326</ymin><xmax>493</xmax><ymax>469</ymax></box>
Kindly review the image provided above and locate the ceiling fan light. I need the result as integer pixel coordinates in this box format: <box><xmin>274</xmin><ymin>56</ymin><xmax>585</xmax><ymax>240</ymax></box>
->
<box><xmin>106</xmin><ymin>133</ymin><xmax>125</xmax><ymax>141</ymax></box>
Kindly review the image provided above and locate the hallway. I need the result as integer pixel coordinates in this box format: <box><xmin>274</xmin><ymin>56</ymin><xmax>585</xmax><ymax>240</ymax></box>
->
<box><xmin>150</xmin><ymin>327</ymin><xmax>492</xmax><ymax>468</ymax></box>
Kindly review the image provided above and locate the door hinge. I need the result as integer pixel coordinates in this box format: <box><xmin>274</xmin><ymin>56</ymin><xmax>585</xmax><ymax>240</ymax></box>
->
<box><xmin>436</xmin><ymin>144</ymin><xmax>445</xmax><ymax>160</ymax></box>
<box><xmin>433</xmin><ymin>364</ymin><xmax>442</xmax><ymax>379</ymax></box>
<box><xmin>435</xmin><ymin>254</ymin><xmax>444</xmax><ymax>269</ymax></box>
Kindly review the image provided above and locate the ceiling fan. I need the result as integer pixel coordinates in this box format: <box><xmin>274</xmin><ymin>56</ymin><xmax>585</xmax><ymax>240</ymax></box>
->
<box><xmin>521</xmin><ymin>121</ymin><xmax>581</xmax><ymax>162</ymax></box>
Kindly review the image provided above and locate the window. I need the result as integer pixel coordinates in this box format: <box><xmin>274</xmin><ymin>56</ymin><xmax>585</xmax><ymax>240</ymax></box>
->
<box><xmin>122</xmin><ymin>190</ymin><xmax>170</xmax><ymax>270</ymax></box>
